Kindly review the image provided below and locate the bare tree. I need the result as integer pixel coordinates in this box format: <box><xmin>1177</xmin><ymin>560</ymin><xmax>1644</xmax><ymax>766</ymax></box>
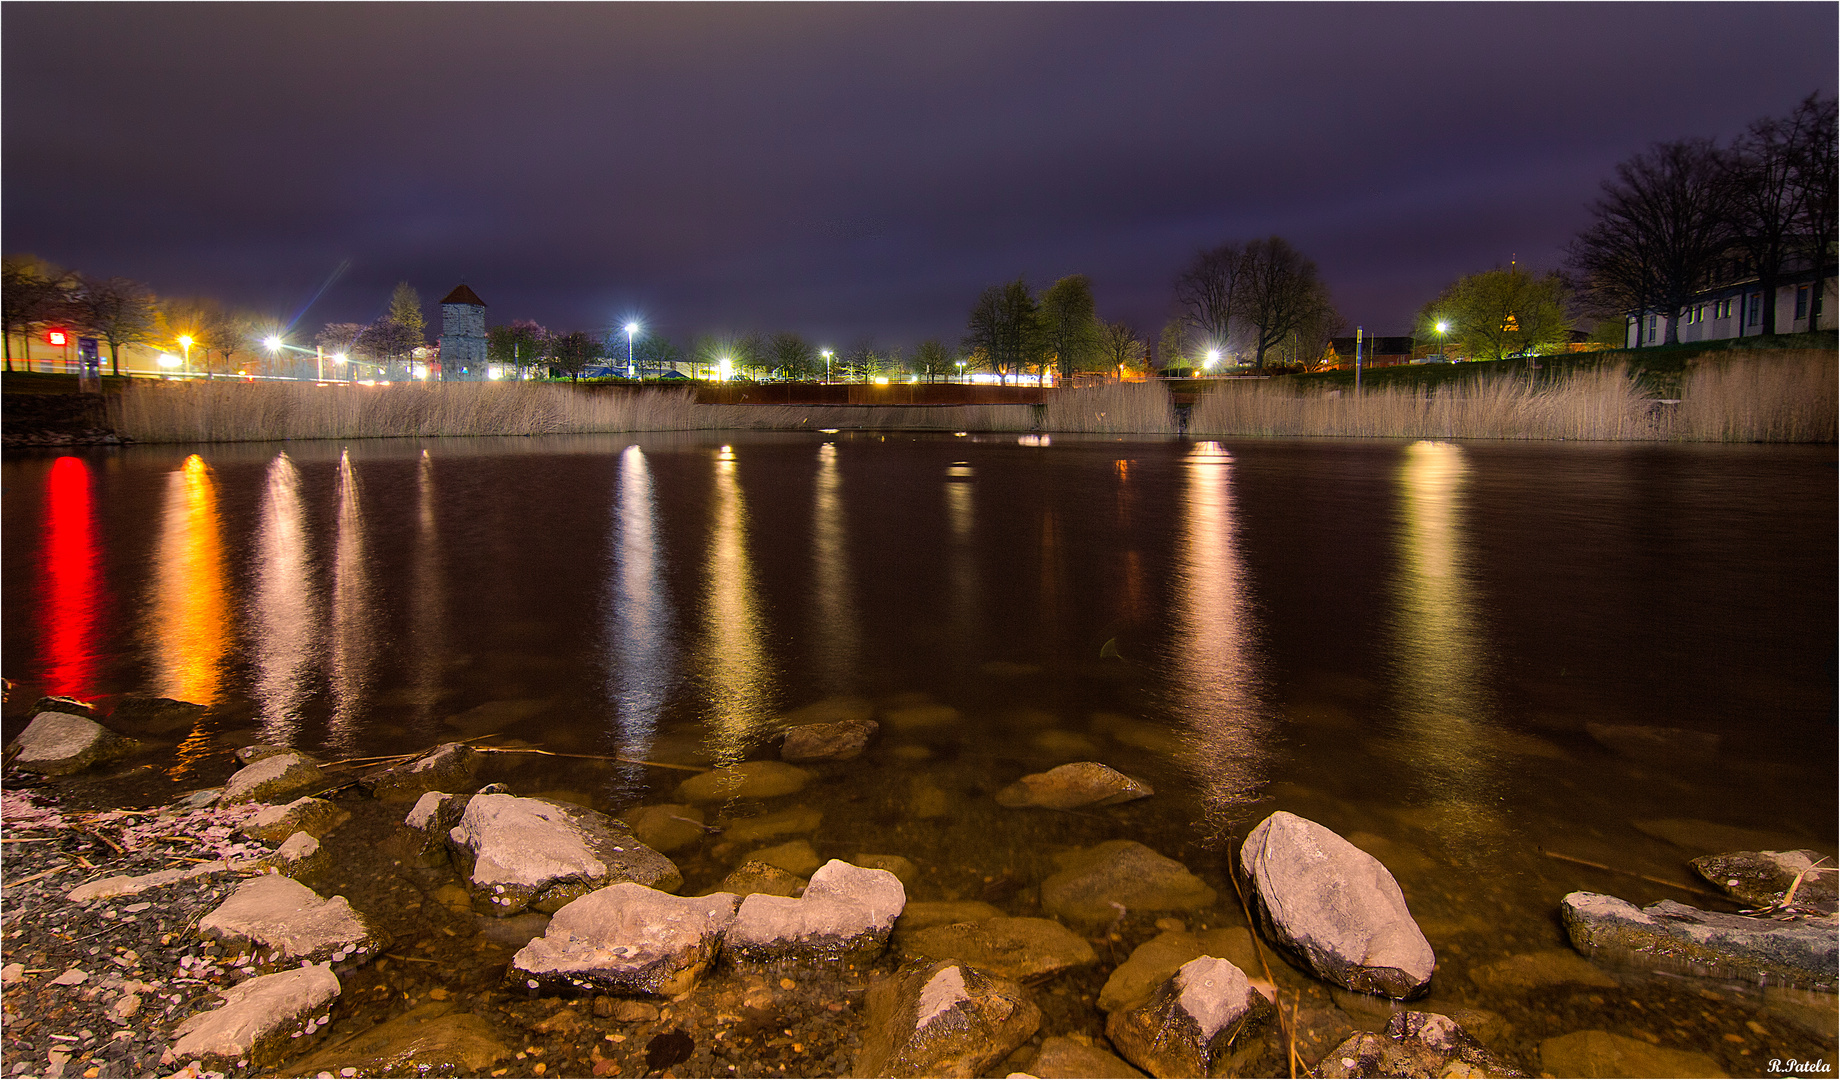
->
<box><xmin>1239</xmin><ymin>236</ymin><xmax>1333</xmax><ymax>368</ymax></box>
<box><xmin>914</xmin><ymin>339</ymin><xmax>953</xmax><ymax>382</ymax></box>
<box><xmin>770</xmin><ymin>331</ymin><xmax>817</xmax><ymax>379</ymax></box>
<box><xmin>964</xmin><ymin>279</ymin><xmax>1038</xmax><ymax>385</ymax></box>
<box><xmin>2</xmin><ymin>255</ymin><xmax>75</xmax><ymax>371</ymax></box>
<box><xmin>1569</xmin><ymin>139</ymin><xmax>1731</xmax><ymax>347</ymax></box>
<box><xmin>1789</xmin><ymin>94</ymin><xmax>1838</xmax><ymax>329</ymax></box>
<box><xmin>1174</xmin><ymin>242</ymin><xmax>1250</xmax><ymax>353</ymax></box>
<box><xmin>1097</xmin><ymin>320</ymin><xmax>1145</xmax><ymax>377</ymax></box>
<box><xmin>70</xmin><ymin>275</ymin><xmax>159</xmax><ymax>376</ymax></box>
<box><xmin>550</xmin><ymin>330</ymin><xmax>603</xmax><ymax>382</ymax></box>
<box><xmin>1723</xmin><ymin>111</ymin><xmax>1803</xmax><ymax>336</ymax></box>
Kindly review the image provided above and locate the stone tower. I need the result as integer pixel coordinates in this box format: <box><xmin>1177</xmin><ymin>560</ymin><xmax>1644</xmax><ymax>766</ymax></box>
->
<box><xmin>438</xmin><ymin>284</ymin><xmax>488</xmax><ymax>380</ymax></box>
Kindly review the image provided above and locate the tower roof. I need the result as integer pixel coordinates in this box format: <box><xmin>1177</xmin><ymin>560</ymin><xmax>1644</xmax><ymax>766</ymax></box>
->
<box><xmin>440</xmin><ymin>284</ymin><xmax>487</xmax><ymax>307</ymax></box>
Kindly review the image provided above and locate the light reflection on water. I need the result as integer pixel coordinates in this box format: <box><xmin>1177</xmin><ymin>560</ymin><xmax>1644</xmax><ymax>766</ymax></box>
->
<box><xmin>328</xmin><ymin>449</ymin><xmax>375</xmax><ymax>752</ymax></box>
<box><xmin>605</xmin><ymin>444</ymin><xmax>673</xmax><ymax>789</ymax></box>
<box><xmin>811</xmin><ymin>442</ymin><xmax>859</xmax><ymax>695</ymax></box>
<box><xmin>1169</xmin><ymin>441</ymin><xmax>1270</xmax><ymax>830</ymax></box>
<box><xmin>38</xmin><ymin>457</ymin><xmax>99</xmax><ymax>699</ymax></box>
<box><xmin>700</xmin><ymin>445</ymin><xmax>778</xmax><ymax>759</ymax></box>
<box><xmin>149</xmin><ymin>454</ymin><xmax>228</xmax><ymax>706</ymax></box>
<box><xmin>249</xmin><ymin>452</ymin><xmax>320</xmax><ymax>745</ymax></box>
<box><xmin>406</xmin><ymin>450</ymin><xmax>446</xmax><ymax>735</ymax></box>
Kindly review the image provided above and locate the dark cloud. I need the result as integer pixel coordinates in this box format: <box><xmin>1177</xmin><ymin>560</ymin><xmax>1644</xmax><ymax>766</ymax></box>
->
<box><xmin>6</xmin><ymin>3</ymin><xmax>1832</xmax><ymax>344</ymax></box>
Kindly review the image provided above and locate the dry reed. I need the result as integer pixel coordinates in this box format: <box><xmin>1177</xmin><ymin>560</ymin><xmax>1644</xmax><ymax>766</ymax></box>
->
<box><xmin>1039</xmin><ymin>382</ymin><xmax>1179</xmax><ymax>434</ymax></box>
<box><xmin>1673</xmin><ymin>350</ymin><xmax>1838</xmax><ymax>442</ymax></box>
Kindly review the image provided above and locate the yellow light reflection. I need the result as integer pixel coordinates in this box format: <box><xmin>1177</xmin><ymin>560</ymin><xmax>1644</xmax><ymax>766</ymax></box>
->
<box><xmin>1171</xmin><ymin>442</ymin><xmax>1270</xmax><ymax>826</ymax></box>
<box><xmin>407</xmin><ymin>450</ymin><xmax>446</xmax><ymax>733</ymax></box>
<box><xmin>250</xmin><ymin>452</ymin><xmax>320</xmax><ymax>745</ymax></box>
<box><xmin>703</xmin><ymin>448</ymin><xmax>777</xmax><ymax>758</ymax></box>
<box><xmin>328</xmin><ymin>450</ymin><xmax>374</xmax><ymax>751</ymax></box>
<box><xmin>151</xmin><ymin>454</ymin><xmax>228</xmax><ymax>707</ymax></box>
<box><xmin>1392</xmin><ymin>440</ymin><xmax>1498</xmax><ymax>844</ymax></box>
<box><xmin>945</xmin><ymin>473</ymin><xmax>977</xmax><ymax>662</ymax></box>
<box><xmin>608</xmin><ymin>445</ymin><xmax>673</xmax><ymax>784</ymax></box>
<box><xmin>811</xmin><ymin>443</ymin><xmax>860</xmax><ymax>694</ymax></box>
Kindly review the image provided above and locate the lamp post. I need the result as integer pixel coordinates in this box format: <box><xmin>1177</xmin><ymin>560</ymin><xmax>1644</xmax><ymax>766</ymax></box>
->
<box><xmin>177</xmin><ymin>335</ymin><xmax>194</xmax><ymax>377</ymax></box>
<box><xmin>624</xmin><ymin>322</ymin><xmax>639</xmax><ymax>379</ymax></box>
<box><xmin>334</xmin><ymin>352</ymin><xmax>349</xmax><ymax>383</ymax></box>
<box><xmin>821</xmin><ymin>349</ymin><xmax>833</xmax><ymax>384</ymax></box>
<box><xmin>1205</xmin><ymin>348</ymin><xmax>1220</xmax><ymax>373</ymax></box>
<box><xmin>718</xmin><ymin>356</ymin><xmax>732</xmax><ymax>383</ymax></box>
<box><xmin>955</xmin><ymin>359</ymin><xmax>966</xmax><ymax>383</ymax></box>
<box><xmin>1435</xmin><ymin>320</ymin><xmax>1449</xmax><ymax>362</ymax></box>
<box><xmin>264</xmin><ymin>335</ymin><xmax>282</xmax><ymax>380</ymax></box>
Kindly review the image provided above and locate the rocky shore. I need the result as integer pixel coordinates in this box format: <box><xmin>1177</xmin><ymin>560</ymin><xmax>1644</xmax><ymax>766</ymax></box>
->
<box><xmin>3</xmin><ymin>694</ymin><xmax>1835</xmax><ymax>1078</ymax></box>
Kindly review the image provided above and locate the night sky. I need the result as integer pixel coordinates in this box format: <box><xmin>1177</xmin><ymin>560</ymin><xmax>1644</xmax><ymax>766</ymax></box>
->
<box><xmin>5</xmin><ymin>4</ymin><xmax>1834</xmax><ymax>349</ymax></box>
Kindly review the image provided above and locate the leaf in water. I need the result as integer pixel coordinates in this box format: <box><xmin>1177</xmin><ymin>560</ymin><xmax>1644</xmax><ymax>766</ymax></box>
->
<box><xmin>646</xmin><ymin>1028</ymin><xmax>694</xmax><ymax>1073</ymax></box>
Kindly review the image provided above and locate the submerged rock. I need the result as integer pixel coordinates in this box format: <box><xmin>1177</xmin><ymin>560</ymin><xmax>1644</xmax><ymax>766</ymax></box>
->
<box><xmin>448</xmin><ymin>794</ymin><xmax>681</xmax><ymax>916</ymax></box>
<box><xmin>1238</xmin><ymin>811</ymin><xmax>1435</xmax><ymax>999</ymax></box>
<box><xmin>511</xmin><ymin>883</ymin><xmax>740</xmax><ymax>996</ymax></box>
<box><xmin>109</xmin><ymin>696</ymin><xmax>208</xmax><ymax>734</ymax></box>
<box><xmin>1538</xmin><ymin>1029</ymin><xmax>1726</xmax><ymax>1079</ymax></box>
<box><xmin>1466</xmin><ymin>949</ymin><xmax>1619</xmax><ymax>993</ymax></box>
<box><xmin>29</xmin><ymin>695</ymin><xmax>97</xmax><ymax>719</ymax></box>
<box><xmin>881</xmin><ymin>703</ymin><xmax>963</xmax><ymax>732</ymax></box>
<box><xmin>1030</xmin><ymin>1035</ymin><xmax>1144</xmax><ymax>1079</ymax></box>
<box><xmin>854</xmin><ymin>960</ymin><xmax>1042</xmax><ymax>1078</ymax></box>
<box><xmin>362</xmin><ymin>741</ymin><xmax>484</xmax><ymax>802</ymax></box>
<box><xmin>725</xmin><ymin>859</ymin><xmax>905</xmax><ymax>964</ymax></box>
<box><xmin>714</xmin><ymin>860</ymin><xmax>807</xmax><ymax>899</ymax></box>
<box><xmin>781</xmin><ymin>718</ymin><xmax>879</xmax><ymax>762</ymax></box>
<box><xmin>994</xmin><ymin>761</ymin><xmax>1152</xmax><ymax>810</ymax></box>
<box><xmin>720</xmin><ymin>804</ymin><xmax>822</xmax><ymax>843</ymax></box>
<box><xmin>1586</xmin><ymin>722</ymin><xmax>1719</xmax><ymax>761</ymax></box>
<box><xmin>198</xmin><ymin>876</ymin><xmax>386</xmax><ymax>969</ymax></box>
<box><xmin>898</xmin><ymin>916</ymin><xmax>1097</xmax><ymax>982</ymax></box>
<box><xmin>1561</xmin><ymin>891</ymin><xmax>1837</xmax><ymax>991</ymax></box>
<box><xmin>895</xmin><ymin>901</ymin><xmax>1005</xmax><ymax>934</ymax></box>
<box><xmin>854</xmin><ymin>853</ymin><xmax>919</xmax><ymax>884</ymax></box>
<box><xmin>674</xmin><ymin>761</ymin><xmax>814</xmax><ymax>803</ymax></box>
<box><xmin>1105</xmin><ymin>956</ymin><xmax>1278</xmax><ymax>1079</ymax></box>
<box><xmin>746</xmin><ymin>839</ymin><xmax>822</xmax><ymax>877</ymax></box>
<box><xmin>1693</xmin><ymin>849</ymin><xmax>1838</xmax><ymax>915</ymax></box>
<box><xmin>221</xmin><ymin>751</ymin><xmax>325</xmax><ymax>804</ymax></box>
<box><xmin>164</xmin><ymin>965</ymin><xmax>340</xmax><ymax>1070</ymax></box>
<box><xmin>241</xmin><ymin>797</ymin><xmax>350</xmax><ymax>844</ymax></box>
<box><xmin>1038</xmin><ymin>840</ymin><xmax>1217</xmax><ymax>927</ymax></box>
<box><xmin>1316</xmin><ymin>1011</ymin><xmax>1523</xmax><ymax>1078</ymax></box>
<box><xmin>1097</xmin><ymin>928</ymin><xmax>1262</xmax><ymax>1013</ymax></box>
<box><xmin>290</xmin><ymin>1001</ymin><xmax>511</xmax><ymax>1077</ymax></box>
<box><xmin>620</xmin><ymin>803</ymin><xmax>708</xmax><ymax>853</ymax></box>
<box><xmin>7</xmin><ymin>711</ymin><xmax>139</xmax><ymax>775</ymax></box>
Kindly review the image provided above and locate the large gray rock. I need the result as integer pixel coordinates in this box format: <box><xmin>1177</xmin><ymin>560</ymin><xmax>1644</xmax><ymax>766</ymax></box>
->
<box><xmin>29</xmin><ymin>695</ymin><xmax>97</xmax><ymax>719</ymax></box>
<box><xmin>241</xmin><ymin>797</ymin><xmax>349</xmax><ymax>844</ymax></box>
<box><xmin>1039</xmin><ymin>840</ymin><xmax>1217</xmax><ymax>927</ymax></box>
<box><xmin>1316</xmin><ymin>1011</ymin><xmax>1523</xmax><ymax>1078</ymax></box>
<box><xmin>1238</xmin><ymin>811</ymin><xmax>1434</xmax><ymax>999</ymax></box>
<box><xmin>1693</xmin><ymin>850</ymin><xmax>1838</xmax><ymax>915</ymax></box>
<box><xmin>8</xmin><ymin>711</ymin><xmax>139</xmax><ymax>775</ymax></box>
<box><xmin>221</xmin><ymin>751</ymin><xmax>325</xmax><ymax>804</ymax></box>
<box><xmin>163</xmin><ymin>965</ymin><xmax>340</xmax><ymax>1070</ymax></box>
<box><xmin>447</xmin><ymin>794</ymin><xmax>682</xmax><ymax>916</ymax></box>
<box><xmin>725</xmin><ymin>859</ymin><xmax>905</xmax><ymax>964</ymax></box>
<box><xmin>362</xmin><ymin>742</ymin><xmax>484</xmax><ymax>802</ymax></box>
<box><xmin>1105</xmin><ymin>956</ymin><xmax>1279</xmax><ymax>1079</ymax></box>
<box><xmin>781</xmin><ymin>718</ymin><xmax>878</xmax><ymax>763</ymax></box>
<box><xmin>853</xmin><ymin>960</ymin><xmax>1041</xmax><ymax>1078</ymax></box>
<box><xmin>898</xmin><ymin>917</ymin><xmax>1097</xmax><ymax>982</ymax></box>
<box><xmin>198</xmin><ymin>876</ymin><xmax>386</xmax><ymax>970</ymax></box>
<box><xmin>1561</xmin><ymin>891</ymin><xmax>1837</xmax><ymax>991</ymax></box>
<box><xmin>510</xmin><ymin>883</ymin><xmax>740</xmax><ymax>996</ymax></box>
<box><xmin>994</xmin><ymin>762</ymin><xmax>1152</xmax><ymax>810</ymax></box>
<box><xmin>262</xmin><ymin>832</ymin><xmax>329</xmax><ymax>879</ymax></box>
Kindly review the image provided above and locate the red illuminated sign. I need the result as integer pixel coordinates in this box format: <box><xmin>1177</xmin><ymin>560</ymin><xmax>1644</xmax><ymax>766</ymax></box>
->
<box><xmin>45</xmin><ymin>328</ymin><xmax>68</xmax><ymax>347</ymax></box>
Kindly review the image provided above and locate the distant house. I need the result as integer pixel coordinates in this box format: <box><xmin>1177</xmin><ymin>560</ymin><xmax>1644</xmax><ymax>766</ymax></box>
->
<box><xmin>1321</xmin><ymin>335</ymin><xmax>1414</xmax><ymax>369</ymax></box>
<box><xmin>439</xmin><ymin>284</ymin><xmax>488</xmax><ymax>380</ymax></box>
<box><xmin>1623</xmin><ymin>257</ymin><xmax>1836</xmax><ymax>347</ymax></box>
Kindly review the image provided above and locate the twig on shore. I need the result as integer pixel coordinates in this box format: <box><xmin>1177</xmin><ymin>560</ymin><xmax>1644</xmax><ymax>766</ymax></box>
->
<box><xmin>1</xmin><ymin>837</ymin><xmax>58</xmax><ymax>843</ymax></box>
<box><xmin>320</xmin><ymin>733</ymin><xmax>509</xmax><ymax>769</ymax></box>
<box><xmin>1541</xmin><ymin>849</ymin><xmax>1721</xmax><ymax>898</ymax></box>
<box><xmin>384</xmin><ymin>953</ymin><xmax>439</xmax><ymax>965</ymax></box>
<box><xmin>478</xmin><ymin>747</ymin><xmax>708</xmax><ymax>773</ymax></box>
<box><xmin>9</xmin><ymin>865</ymin><xmax>74</xmax><ymax>887</ymax></box>
<box><xmin>80</xmin><ymin>829</ymin><xmax>125</xmax><ymax>855</ymax></box>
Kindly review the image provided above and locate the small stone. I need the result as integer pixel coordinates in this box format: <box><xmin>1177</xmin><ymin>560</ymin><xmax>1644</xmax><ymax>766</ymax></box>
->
<box><xmin>7</xmin><ymin>712</ymin><xmax>139</xmax><ymax>776</ymax></box>
<box><xmin>745</xmin><ymin>839</ymin><xmax>821</xmax><ymax>878</ymax></box>
<box><xmin>713</xmin><ymin>861</ymin><xmax>806</xmax><ymax>899</ymax></box>
<box><xmin>994</xmin><ymin>762</ymin><xmax>1152</xmax><ymax>810</ymax></box>
<box><xmin>50</xmin><ymin>968</ymin><xmax>88</xmax><ymax>987</ymax></box>
<box><xmin>221</xmin><ymin>752</ymin><xmax>325</xmax><ymax>804</ymax></box>
<box><xmin>1039</xmin><ymin>840</ymin><xmax>1217</xmax><ymax>928</ymax></box>
<box><xmin>780</xmin><ymin>719</ymin><xmax>879</xmax><ymax>763</ymax></box>
<box><xmin>853</xmin><ymin>960</ymin><xmax>1040</xmax><ymax>1078</ymax></box>
<box><xmin>853</xmin><ymin>854</ymin><xmax>919</xmax><ymax>884</ymax></box>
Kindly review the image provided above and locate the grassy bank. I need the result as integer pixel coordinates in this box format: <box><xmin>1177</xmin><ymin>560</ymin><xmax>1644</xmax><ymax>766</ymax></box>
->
<box><xmin>86</xmin><ymin>350</ymin><xmax>1837</xmax><ymax>444</ymax></box>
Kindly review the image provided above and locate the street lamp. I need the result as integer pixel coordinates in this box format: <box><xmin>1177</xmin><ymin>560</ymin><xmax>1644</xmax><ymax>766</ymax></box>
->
<box><xmin>821</xmin><ymin>349</ymin><xmax>833</xmax><ymax>384</ymax></box>
<box><xmin>624</xmin><ymin>322</ymin><xmax>639</xmax><ymax>379</ymax></box>
<box><xmin>1435</xmin><ymin>320</ymin><xmax>1449</xmax><ymax>361</ymax></box>
<box><xmin>955</xmin><ymin>359</ymin><xmax>967</xmax><ymax>383</ymax></box>
<box><xmin>177</xmin><ymin>335</ymin><xmax>194</xmax><ymax>377</ymax></box>
<box><xmin>718</xmin><ymin>356</ymin><xmax>732</xmax><ymax>383</ymax></box>
<box><xmin>264</xmin><ymin>335</ymin><xmax>282</xmax><ymax>379</ymax></box>
<box><xmin>1205</xmin><ymin>349</ymin><xmax>1220</xmax><ymax>371</ymax></box>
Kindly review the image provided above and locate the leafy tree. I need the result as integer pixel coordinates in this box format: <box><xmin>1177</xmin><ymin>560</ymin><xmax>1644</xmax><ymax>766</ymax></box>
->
<box><xmin>1037</xmin><ymin>274</ymin><xmax>1101</xmax><ymax>381</ymax></box>
<box><xmin>1569</xmin><ymin>139</ymin><xmax>1731</xmax><ymax>347</ymax></box>
<box><xmin>1239</xmin><ymin>237</ymin><xmax>1335</xmax><ymax>368</ymax></box>
<box><xmin>550</xmin><ymin>330</ymin><xmax>603</xmax><ymax>382</ymax></box>
<box><xmin>913</xmin><ymin>339</ymin><xmax>954</xmax><ymax>382</ymax></box>
<box><xmin>1174</xmin><ymin>242</ymin><xmax>1251</xmax><ymax>355</ymax></box>
<box><xmin>1156</xmin><ymin>319</ymin><xmax>1191</xmax><ymax>374</ymax></box>
<box><xmin>1097</xmin><ymin>320</ymin><xmax>1146</xmax><ymax>377</ymax></box>
<box><xmin>358</xmin><ymin>317</ymin><xmax>420</xmax><ymax>378</ymax></box>
<box><xmin>388</xmin><ymin>282</ymin><xmax>425</xmax><ymax>348</ymax></box>
<box><xmin>964</xmin><ymin>279</ymin><xmax>1039</xmax><ymax>385</ymax></box>
<box><xmin>487</xmin><ymin>320</ymin><xmax>548</xmax><ymax>378</ymax></box>
<box><xmin>1419</xmin><ymin>266</ymin><xmax>1572</xmax><ymax>361</ymax></box>
<box><xmin>2</xmin><ymin>255</ymin><xmax>75</xmax><ymax>372</ymax></box>
<box><xmin>69</xmin><ymin>275</ymin><xmax>159</xmax><ymax>376</ymax></box>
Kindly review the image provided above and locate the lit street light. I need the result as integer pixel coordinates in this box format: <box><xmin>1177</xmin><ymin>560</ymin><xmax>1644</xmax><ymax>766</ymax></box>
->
<box><xmin>821</xmin><ymin>349</ymin><xmax>833</xmax><ymax>384</ymax></box>
<box><xmin>1205</xmin><ymin>348</ymin><xmax>1220</xmax><ymax>371</ymax></box>
<box><xmin>264</xmin><ymin>335</ymin><xmax>282</xmax><ymax>379</ymax></box>
<box><xmin>177</xmin><ymin>334</ymin><xmax>194</xmax><ymax>378</ymax></box>
<box><xmin>718</xmin><ymin>356</ymin><xmax>733</xmax><ymax>383</ymax></box>
<box><xmin>624</xmin><ymin>322</ymin><xmax>640</xmax><ymax>379</ymax></box>
<box><xmin>1435</xmin><ymin>320</ymin><xmax>1449</xmax><ymax>361</ymax></box>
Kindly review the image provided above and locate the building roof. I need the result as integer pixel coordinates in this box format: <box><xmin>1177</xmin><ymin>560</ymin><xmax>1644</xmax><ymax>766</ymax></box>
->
<box><xmin>440</xmin><ymin>284</ymin><xmax>487</xmax><ymax>307</ymax></box>
<box><xmin>1328</xmin><ymin>336</ymin><xmax>1415</xmax><ymax>355</ymax></box>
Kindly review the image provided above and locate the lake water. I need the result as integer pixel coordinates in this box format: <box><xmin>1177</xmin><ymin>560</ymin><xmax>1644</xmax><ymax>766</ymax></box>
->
<box><xmin>3</xmin><ymin>433</ymin><xmax>1835</xmax><ymax>1071</ymax></box>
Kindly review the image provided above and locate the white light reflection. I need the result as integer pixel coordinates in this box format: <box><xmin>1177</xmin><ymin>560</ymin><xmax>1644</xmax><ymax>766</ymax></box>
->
<box><xmin>1171</xmin><ymin>442</ymin><xmax>1270</xmax><ymax>829</ymax></box>
<box><xmin>327</xmin><ymin>450</ymin><xmax>374</xmax><ymax>752</ymax></box>
<box><xmin>702</xmin><ymin>446</ymin><xmax>777</xmax><ymax>758</ymax></box>
<box><xmin>1392</xmin><ymin>441</ymin><xmax>1498</xmax><ymax>846</ymax></box>
<box><xmin>606</xmin><ymin>445</ymin><xmax>674</xmax><ymax>792</ymax></box>
<box><xmin>407</xmin><ymin>450</ymin><xmax>445</xmax><ymax>733</ymax></box>
<box><xmin>811</xmin><ymin>443</ymin><xmax>860</xmax><ymax>693</ymax></box>
<box><xmin>945</xmin><ymin>462</ymin><xmax>976</xmax><ymax>664</ymax></box>
<box><xmin>248</xmin><ymin>452</ymin><xmax>320</xmax><ymax>744</ymax></box>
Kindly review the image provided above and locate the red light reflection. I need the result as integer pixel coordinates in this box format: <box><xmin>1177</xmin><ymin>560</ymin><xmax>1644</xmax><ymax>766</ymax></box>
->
<box><xmin>39</xmin><ymin>457</ymin><xmax>100</xmax><ymax>697</ymax></box>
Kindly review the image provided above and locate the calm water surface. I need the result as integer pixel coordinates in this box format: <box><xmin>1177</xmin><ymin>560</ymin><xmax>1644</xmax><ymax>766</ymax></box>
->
<box><xmin>3</xmin><ymin>433</ymin><xmax>1834</xmax><ymax>1069</ymax></box>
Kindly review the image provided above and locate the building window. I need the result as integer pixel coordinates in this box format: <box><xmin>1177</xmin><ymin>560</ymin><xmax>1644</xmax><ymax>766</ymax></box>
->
<box><xmin>1748</xmin><ymin>293</ymin><xmax>1762</xmax><ymax>326</ymax></box>
<box><xmin>1715</xmin><ymin>298</ymin><xmax>1731</xmax><ymax>319</ymax></box>
<box><xmin>1796</xmin><ymin>286</ymin><xmax>1809</xmax><ymax>320</ymax></box>
<box><xmin>1647</xmin><ymin>314</ymin><xmax>1657</xmax><ymax>342</ymax></box>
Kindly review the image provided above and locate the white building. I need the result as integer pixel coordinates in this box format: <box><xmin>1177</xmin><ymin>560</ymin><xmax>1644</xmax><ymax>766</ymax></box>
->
<box><xmin>438</xmin><ymin>284</ymin><xmax>488</xmax><ymax>379</ymax></box>
<box><xmin>1625</xmin><ymin>264</ymin><xmax>1836</xmax><ymax>347</ymax></box>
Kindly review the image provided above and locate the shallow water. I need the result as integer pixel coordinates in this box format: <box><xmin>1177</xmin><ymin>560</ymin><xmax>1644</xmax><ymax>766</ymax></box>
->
<box><xmin>3</xmin><ymin>432</ymin><xmax>1836</xmax><ymax>1072</ymax></box>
